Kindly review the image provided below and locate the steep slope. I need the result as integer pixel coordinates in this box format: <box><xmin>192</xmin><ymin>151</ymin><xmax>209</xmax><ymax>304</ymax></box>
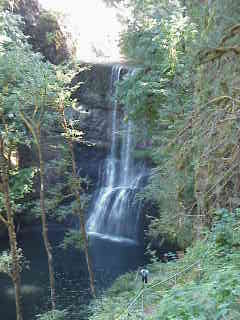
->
<box><xmin>9</xmin><ymin>0</ymin><xmax>71</xmax><ymax>64</ymax></box>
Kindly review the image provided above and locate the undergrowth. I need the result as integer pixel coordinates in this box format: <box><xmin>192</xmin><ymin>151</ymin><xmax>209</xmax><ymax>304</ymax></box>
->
<box><xmin>88</xmin><ymin>209</ymin><xmax>240</xmax><ymax>320</ymax></box>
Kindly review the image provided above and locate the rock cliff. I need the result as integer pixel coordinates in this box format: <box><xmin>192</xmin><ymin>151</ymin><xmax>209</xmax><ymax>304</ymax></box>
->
<box><xmin>10</xmin><ymin>0</ymin><xmax>71</xmax><ymax>64</ymax></box>
<box><xmin>71</xmin><ymin>63</ymin><xmax>128</xmax><ymax>150</ymax></box>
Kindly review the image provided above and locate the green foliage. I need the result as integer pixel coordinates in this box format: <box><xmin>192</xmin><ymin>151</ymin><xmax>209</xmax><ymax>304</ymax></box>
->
<box><xmin>0</xmin><ymin>0</ymin><xmax>8</xmax><ymax>12</ymax></box>
<box><xmin>116</xmin><ymin>0</ymin><xmax>197</xmax><ymax>246</ymax></box>
<box><xmin>36</xmin><ymin>11</ymin><xmax>58</xmax><ymax>47</ymax></box>
<box><xmin>0</xmin><ymin>11</ymin><xmax>81</xmax><ymax>228</ymax></box>
<box><xmin>0</xmin><ymin>6</ymin><xmax>90</xmax><ymax>318</ymax></box>
<box><xmin>32</xmin><ymin>8</ymin><xmax>71</xmax><ymax>64</ymax></box>
<box><xmin>60</xmin><ymin>229</ymin><xmax>85</xmax><ymax>251</ymax></box>
<box><xmin>0</xmin><ymin>12</ymin><xmax>43</xmax><ymax>223</ymax></box>
<box><xmin>103</xmin><ymin>0</ymin><xmax>124</xmax><ymax>7</ymax></box>
<box><xmin>0</xmin><ymin>248</ymin><xmax>29</xmax><ymax>278</ymax></box>
<box><xmin>89</xmin><ymin>210</ymin><xmax>240</xmax><ymax>320</ymax></box>
<box><xmin>0</xmin><ymin>10</ymin><xmax>79</xmax><ymax>232</ymax></box>
<box><xmin>152</xmin><ymin>210</ymin><xmax>240</xmax><ymax>320</ymax></box>
<box><xmin>36</xmin><ymin>309</ymin><xmax>68</xmax><ymax>320</ymax></box>
<box><xmin>212</xmin><ymin>208</ymin><xmax>240</xmax><ymax>251</ymax></box>
<box><xmin>116</xmin><ymin>0</ymin><xmax>240</xmax><ymax>246</ymax></box>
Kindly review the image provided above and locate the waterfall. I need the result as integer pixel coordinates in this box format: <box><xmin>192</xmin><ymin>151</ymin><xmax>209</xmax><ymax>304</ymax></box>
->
<box><xmin>86</xmin><ymin>65</ymin><xmax>144</xmax><ymax>243</ymax></box>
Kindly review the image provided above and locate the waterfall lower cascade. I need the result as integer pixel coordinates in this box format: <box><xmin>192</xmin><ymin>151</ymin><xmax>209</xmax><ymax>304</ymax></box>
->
<box><xmin>86</xmin><ymin>65</ymin><xmax>144</xmax><ymax>243</ymax></box>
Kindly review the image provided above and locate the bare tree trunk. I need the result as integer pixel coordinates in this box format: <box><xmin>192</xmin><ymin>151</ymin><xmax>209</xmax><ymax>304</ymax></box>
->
<box><xmin>0</xmin><ymin>138</ymin><xmax>23</xmax><ymax>320</ymax></box>
<box><xmin>71</xmin><ymin>143</ymin><xmax>96</xmax><ymax>298</ymax></box>
<box><xmin>19</xmin><ymin>107</ymin><xmax>57</xmax><ymax>309</ymax></box>
<box><xmin>60</xmin><ymin>107</ymin><xmax>96</xmax><ymax>297</ymax></box>
<box><xmin>36</xmin><ymin>127</ymin><xmax>57</xmax><ymax>309</ymax></box>
<box><xmin>8</xmin><ymin>220</ymin><xmax>23</xmax><ymax>320</ymax></box>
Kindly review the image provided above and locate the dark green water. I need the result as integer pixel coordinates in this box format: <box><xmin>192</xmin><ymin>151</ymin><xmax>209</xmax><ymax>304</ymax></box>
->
<box><xmin>0</xmin><ymin>226</ymin><xmax>144</xmax><ymax>320</ymax></box>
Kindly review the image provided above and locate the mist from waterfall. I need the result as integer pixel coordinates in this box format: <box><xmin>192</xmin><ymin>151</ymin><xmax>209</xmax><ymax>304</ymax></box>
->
<box><xmin>86</xmin><ymin>65</ymin><xmax>144</xmax><ymax>243</ymax></box>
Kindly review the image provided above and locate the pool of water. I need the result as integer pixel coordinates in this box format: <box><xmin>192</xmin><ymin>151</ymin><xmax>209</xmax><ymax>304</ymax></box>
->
<box><xmin>0</xmin><ymin>225</ymin><xmax>144</xmax><ymax>320</ymax></box>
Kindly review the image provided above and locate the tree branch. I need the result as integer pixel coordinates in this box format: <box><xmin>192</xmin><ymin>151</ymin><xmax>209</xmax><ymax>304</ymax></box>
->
<box><xmin>0</xmin><ymin>212</ymin><xmax>8</xmax><ymax>226</ymax></box>
<box><xmin>199</xmin><ymin>46</ymin><xmax>240</xmax><ymax>64</ymax></box>
<box><xmin>18</xmin><ymin>108</ymin><xmax>38</xmax><ymax>143</ymax></box>
<box><xmin>220</xmin><ymin>24</ymin><xmax>240</xmax><ymax>46</ymax></box>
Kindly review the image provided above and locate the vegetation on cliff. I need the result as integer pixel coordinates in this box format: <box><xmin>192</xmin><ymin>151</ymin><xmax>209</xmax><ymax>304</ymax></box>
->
<box><xmin>116</xmin><ymin>0</ymin><xmax>240</xmax><ymax>248</ymax></box>
<box><xmin>3</xmin><ymin>0</ymin><xmax>73</xmax><ymax>64</ymax></box>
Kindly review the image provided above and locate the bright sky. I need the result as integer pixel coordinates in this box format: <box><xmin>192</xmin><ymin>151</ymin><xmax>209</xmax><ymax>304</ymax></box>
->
<box><xmin>39</xmin><ymin>0</ymin><xmax>127</xmax><ymax>62</ymax></box>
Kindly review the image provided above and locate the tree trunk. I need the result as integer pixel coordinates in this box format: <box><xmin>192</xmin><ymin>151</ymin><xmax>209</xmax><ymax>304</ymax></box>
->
<box><xmin>8</xmin><ymin>221</ymin><xmax>23</xmax><ymax>320</ymax></box>
<box><xmin>71</xmin><ymin>142</ymin><xmax>96</xmax><ymax>298</ymax></box>
<box><xmin>36</xmin><ymin>129</ymin><xmax>57</xmax><ymax>309</ymax></box>
<box><xmin>60</xmin><ymin>107</ymin><xmax>96</xmax><ymax>297</ymax></box>
<box><xmin>18</xmin><ymin>109</ymin><xmax>57</xmax><ymax>309</ymax></box>
<box><xmin>0</xmin><ymin>138</ymin><xmax>23</xmax><ymax>320</ymax></box>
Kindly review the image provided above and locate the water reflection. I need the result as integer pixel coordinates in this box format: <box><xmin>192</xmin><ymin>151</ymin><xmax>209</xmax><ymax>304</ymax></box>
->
<box><xmin>0</xmin><ymin>226</ymin><xmax>144</xmax><ymax>320</ymax></box>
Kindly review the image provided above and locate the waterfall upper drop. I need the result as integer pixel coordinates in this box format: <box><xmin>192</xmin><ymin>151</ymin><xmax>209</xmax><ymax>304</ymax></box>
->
<box><xmin>86</xmin><ymin>65</ymin><xmax>144</xmax><ymax>243</ymax></box>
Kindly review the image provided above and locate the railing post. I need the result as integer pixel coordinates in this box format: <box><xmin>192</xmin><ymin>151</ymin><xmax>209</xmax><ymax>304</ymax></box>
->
<box><xmin>142</xmin><ymin>282</ymin><xmax>144</xmax><ymax>320</ymax></box>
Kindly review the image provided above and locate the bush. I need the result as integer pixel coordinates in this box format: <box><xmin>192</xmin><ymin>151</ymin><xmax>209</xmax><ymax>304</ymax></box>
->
<box><xmin>36</xmin><ymin>309</ymin><xmax>68</xmax><ymax>320</ymax></box>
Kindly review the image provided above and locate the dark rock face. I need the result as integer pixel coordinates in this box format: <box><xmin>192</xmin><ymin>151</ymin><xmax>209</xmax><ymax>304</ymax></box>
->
<box><xmin>74</xmin><ymin>144</ymin><xmax>107</xmax><ymax>188</ymax></box>
<box><xmin>11</xmin><ymin>0</ymin><xmax>71</xmax><ymax>64</ymax></box>
<box><xmin>72</xmin><ymin>64</ymin><xmax>112</xmax><ymax>109</ymax></box>
<box><xmin>71</xmin><ymin>64</ymin><xmax>115</xmax><ymax>149</ymax></box>
<box><xmin>13</xmin><ymin>0</ymin><xmax>40</xmax><ymax>25</ymax></box>
<box><xmin>67</xmin><ymin>64</ymin><xmax>115</xmax><ymax>191</ymax></box>
<box><xmin>0</xmin><ymin>224</ymin><xmax>7</xmax><ymax>239</ymax></box>
<box><xmin>65</xmin><ymin>105</ymin><xmax>110</xmax><ymax>150</ymax></box>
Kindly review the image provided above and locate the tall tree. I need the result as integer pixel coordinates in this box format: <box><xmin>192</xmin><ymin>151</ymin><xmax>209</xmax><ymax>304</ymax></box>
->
<box><xmin>0</xmin><ymin>133</ymin><xmax>23</xmax><ymax>320</ymax></box>
<box><xmin>55</xmin><ymin>70</ymin><xmax>96</xmax><ymax>297</ymax></box>
<box><xmin>0</xmin><ymin>11</ymin><xmax>58</xmax><ymax>308</ymax></box>
<box><xmin>16</xmin><ymin>59</ymin><xmax>58</xmax><ymax>309</ymax></box>
<box><xmin>0</xmin><ymin>12</ymin><xmax>36</xmax><ymax>320</ymax></box>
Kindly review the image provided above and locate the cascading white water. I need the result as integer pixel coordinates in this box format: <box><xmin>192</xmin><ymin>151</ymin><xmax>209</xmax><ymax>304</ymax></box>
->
<box><xmin>86</xmin><ymin>65</ymin><xmax>144</xmax><ymax>242</ymax></box>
